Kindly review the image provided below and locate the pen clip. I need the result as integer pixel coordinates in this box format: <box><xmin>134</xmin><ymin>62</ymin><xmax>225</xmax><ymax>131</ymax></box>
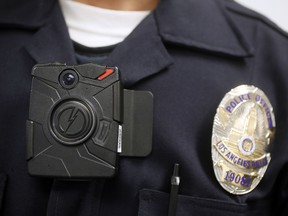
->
<box><xmin>168</xmin><ymin>163</ymin><xmax>180</xmax><ymax>216</ymax></box>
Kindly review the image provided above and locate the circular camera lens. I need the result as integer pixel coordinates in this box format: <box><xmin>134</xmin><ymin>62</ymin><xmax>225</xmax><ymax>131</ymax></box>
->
<box><xmin>59</xmin><ymin>69</ymin><xmax>79</xmax><ymax>89</ymax></box>
<box><xmin>63</xmin><ymin>73</ymin><xmax>75</xmax><ymax>86</ymax></box>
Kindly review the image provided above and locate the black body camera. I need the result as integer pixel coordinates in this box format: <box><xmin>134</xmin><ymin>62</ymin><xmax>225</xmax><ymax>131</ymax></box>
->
<box><xmin>26</xmin><ymin>63</ymin><xmax>153</xmax><ymax>178</ymax></box>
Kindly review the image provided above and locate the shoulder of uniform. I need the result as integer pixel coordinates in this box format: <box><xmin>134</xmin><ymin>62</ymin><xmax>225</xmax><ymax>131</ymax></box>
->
<box><xmin>222</xmin><ymin>0</ymin><xmax>288</xmax><ymax>39</ymax></box>
<box><xmin>0</xmin><ymin>0</ymin><xmax>56</xmax><ymax>29</ymax></box>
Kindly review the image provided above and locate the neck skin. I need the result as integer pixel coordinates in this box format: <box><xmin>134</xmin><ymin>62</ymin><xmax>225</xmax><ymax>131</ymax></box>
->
<box><xmin>73</xmin><ymin>0</ymin><xmax>160</xmax><ymax>11</ymax></box>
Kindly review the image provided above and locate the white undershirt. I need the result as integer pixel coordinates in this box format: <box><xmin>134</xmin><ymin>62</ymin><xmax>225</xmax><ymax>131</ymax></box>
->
<box><xmin>59</xmin><ymin>0</ymin><xmax>151</xmax><ymax>47</ymax></box>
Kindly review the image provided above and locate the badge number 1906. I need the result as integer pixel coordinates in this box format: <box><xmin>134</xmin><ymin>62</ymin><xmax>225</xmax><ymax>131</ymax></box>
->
<box><xmin>211</xmin><ymin>85</ymin><xmax>276</xmax><ymax>195</ymax></box>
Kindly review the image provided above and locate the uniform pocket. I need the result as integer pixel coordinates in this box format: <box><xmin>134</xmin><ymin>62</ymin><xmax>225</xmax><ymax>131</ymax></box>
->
<box><xmin>138</xmin><ymin>189</ymin><xmax>247</xmax><ymax>216</ymax></box>
<box><xmin>0</xmin><ymin>173</ymin><xmax>7</xmax><ymax>211</ymax></box>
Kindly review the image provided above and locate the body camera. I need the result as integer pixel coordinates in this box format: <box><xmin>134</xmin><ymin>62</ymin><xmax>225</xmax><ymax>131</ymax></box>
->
<box><xmin>26</xmin><ymin>63</ymin><xmax>153</xmax><ymax>178</ymax></box>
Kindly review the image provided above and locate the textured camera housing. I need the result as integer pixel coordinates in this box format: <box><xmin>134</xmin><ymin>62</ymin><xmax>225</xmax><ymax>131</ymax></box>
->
<box><xmin>27</xmin><ymin>63</ymin><xmax>153</xmax><ymax>179</ymax></box>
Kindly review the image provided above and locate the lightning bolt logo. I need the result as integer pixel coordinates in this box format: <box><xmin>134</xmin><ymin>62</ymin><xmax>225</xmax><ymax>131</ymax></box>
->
<box><xmin>64</xmin><ymin>107</ymin><xmax>80</xmax><ymax>134</ymax></box>
<box><xmin>52</xmin><ymin>101</ymin><xmax>93</xmax><ymax>144</ymax></box>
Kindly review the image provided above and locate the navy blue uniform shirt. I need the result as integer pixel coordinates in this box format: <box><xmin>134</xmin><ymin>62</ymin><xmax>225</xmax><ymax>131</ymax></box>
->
<box><xmin>0</xmin><ymin>0</ymin><xmax>288</xmax><ymax>215</ymax></box>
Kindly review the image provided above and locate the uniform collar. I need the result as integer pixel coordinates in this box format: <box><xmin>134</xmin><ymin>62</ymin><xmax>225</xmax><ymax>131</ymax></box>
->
<box><xmin>154</xmin><ymin>0</ymin><xmax>254</xmax><ymax>57</ymax></box>
<box><xmin>20</xmin><ymin>0</ymin><xmax>253</xmax><ymax>87</ymax></box>
<box><xmin>23</xmin><ymin>2</ymin><xmax>173</xmax><ymax>88</ymax></box>
<box><xmin>2</xmin><ymin>0</ymin><xmax>254</xmax><ymax>57</ymax></box>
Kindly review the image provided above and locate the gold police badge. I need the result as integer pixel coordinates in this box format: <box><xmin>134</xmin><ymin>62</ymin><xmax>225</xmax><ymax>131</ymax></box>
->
<box><xmin>212</xmin><ymin>85</ymin><xmax>275</xmax><ymax>195</ymax></box>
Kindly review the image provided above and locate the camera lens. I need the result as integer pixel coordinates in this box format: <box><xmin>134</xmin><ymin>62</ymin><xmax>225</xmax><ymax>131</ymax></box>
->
<box><xmin>63</xmin><ymin>73</ymin><xmax>75</xmax><ymax>86</ymax></box>
<box><xmin>59</xmin><ymin>69</ymin><xmax>79</xmax><ymax>89</ymax></box>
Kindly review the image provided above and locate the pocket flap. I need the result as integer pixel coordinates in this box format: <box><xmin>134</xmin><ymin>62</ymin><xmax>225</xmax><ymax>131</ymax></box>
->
<box><xmin>138</xmin><ymin>189</ymin><xmax>247</xmax><ymax>216</ymax></box>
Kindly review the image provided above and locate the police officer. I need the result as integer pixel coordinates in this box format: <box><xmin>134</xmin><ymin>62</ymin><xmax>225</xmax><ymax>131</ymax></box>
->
<box><xmin>0</xmin><ymin>0</ymin><xmax>288</xmax><ymax>215</ymax></box>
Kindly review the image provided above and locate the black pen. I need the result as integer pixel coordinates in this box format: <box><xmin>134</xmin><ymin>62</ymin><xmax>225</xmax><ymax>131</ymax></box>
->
<box><xmin>168</xmin><ymin>163</ymin><xmax>180</xmax><ymax>216</ymax></box>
